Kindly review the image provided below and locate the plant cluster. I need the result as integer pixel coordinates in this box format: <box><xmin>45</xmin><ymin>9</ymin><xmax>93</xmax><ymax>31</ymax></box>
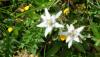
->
<box><xmin>0</xmin><ymin>0</ymin><xmax>100</xmax><ymax>57</ymax></box>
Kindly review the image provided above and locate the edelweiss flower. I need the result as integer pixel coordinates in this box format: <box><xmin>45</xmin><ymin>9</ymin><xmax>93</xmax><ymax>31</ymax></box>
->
<box><xmin>37</xmin><ymin>8</ymin><xmax>64</xmax><ymax>37</ymax></box>
<box><xmin>60</xmin><ymin>24</ymin><xmax>85</xmax><ymax>48</ymax></box>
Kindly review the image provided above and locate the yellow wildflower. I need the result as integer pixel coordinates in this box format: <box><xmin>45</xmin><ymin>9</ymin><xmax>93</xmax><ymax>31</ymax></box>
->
<box><xmin>16</xmin><ymin>4</ymin><xmax>31</xmax><ymax>12</ymax></box>
<box><xmin>24</xmin><ymin>6</ymin><xmax>30</xmax><ymax>11</ymax></box>
<box><xmin>8</xmin><ymin>27</ymin><xmax>13</xmax><ymax>33</ymax></box>
<box><xmin>63</xmin><ymin>7</ymin><xmax>70</xmax><ymax>15</ymax></box>
<box><xmin>59</xmin><ymin>35</ymin><xmax>66</xmax><ymax>41</ymax></box>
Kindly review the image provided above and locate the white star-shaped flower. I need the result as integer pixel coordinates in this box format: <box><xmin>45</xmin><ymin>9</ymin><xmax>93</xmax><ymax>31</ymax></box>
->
<box><xmin>37</xmin><ymin>8</ymin><xmax>64</xmax><ymax>37</ymax></box>
<box><xmin>60</xmin><ymin>24</ymin><xmax>85</xmax><ymax>48</ymax></box>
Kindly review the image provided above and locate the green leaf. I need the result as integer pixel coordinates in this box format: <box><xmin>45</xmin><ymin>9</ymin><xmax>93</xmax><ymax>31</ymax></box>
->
<box><xmin>46</xmin><ymin>42</ymin><xmax>61</xmax><ymax>57</ymax></box>
<box><xmin>73</xmin><ymin>42</ymin><xmax>85</xmax><ymax>53</ymax></box>
<box><xmin>95</xmin><ymin>41</ymin><xmax>100</xmax><ymax>46</ymax></box>
<box><xmin>30</xmin><ymin>44</ymin><xmax>38</xmax><ymax>55</ymax></box>
<box><xmin>90</xmin><ymin>21</ymin><xmax>100</xmax><ymax>39</ymax></box>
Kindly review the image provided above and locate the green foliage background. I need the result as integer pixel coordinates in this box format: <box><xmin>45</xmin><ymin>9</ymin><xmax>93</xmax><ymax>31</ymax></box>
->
<box><xmin>0</xmin><ymin>0</ymin><xmax>100</xmax><ymax>57</ymax></box>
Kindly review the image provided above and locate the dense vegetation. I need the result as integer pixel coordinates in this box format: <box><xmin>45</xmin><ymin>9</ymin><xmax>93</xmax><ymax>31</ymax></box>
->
<box><xmin>0</xmin><ymin>0</ymin><xmax>100</xmax><ymax>57</ymax></box>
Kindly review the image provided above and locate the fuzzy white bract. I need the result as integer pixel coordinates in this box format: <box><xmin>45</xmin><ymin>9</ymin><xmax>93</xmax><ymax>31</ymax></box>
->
<box><xmin>37</xmin><ymin>8</ymin><xmax>64</xmax><ymax>37</ymax></box>
<box><xmin>60</xmin><ymin>24</ymin><xmax>85</xmax><ymax>48</ymax></box>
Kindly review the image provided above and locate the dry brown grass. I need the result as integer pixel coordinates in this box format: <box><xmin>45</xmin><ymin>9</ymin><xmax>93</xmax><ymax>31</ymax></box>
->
<box><xmin>13</xmin><ymin>50</ymin><xmax>38</xmax><ymax>57</ymax></box>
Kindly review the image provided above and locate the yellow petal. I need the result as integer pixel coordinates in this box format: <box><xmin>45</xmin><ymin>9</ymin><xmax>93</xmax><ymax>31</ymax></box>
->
<box><xmin>59</xmin><ymin>35</ymin><xmax>66</xmax><ymax>41</ymax></box>
<box><xmin>8</xmin><ymin>27</ymin><xmax>13</xmax><ymax>32</ymax></box>
<box><xmin>24</xmin><ymin>6</ymin><xmax>29</xmax><ymax>11</ymax></box>
<box><xmin>63</xmin><ymin>7</ymin><xmax>70</xmax><ymax>15</ymax></box>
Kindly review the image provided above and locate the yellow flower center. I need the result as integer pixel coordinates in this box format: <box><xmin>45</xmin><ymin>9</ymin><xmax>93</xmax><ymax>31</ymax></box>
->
<box><xmin>68</xmin><ymin>31</ymin><xmax>76</xmax><ymax>39</ymax></box>
<box><xmin>47</xmin><ymin>19</ymin><xmax>52</xmax><ymax>26</ymax></box>
<box><xmin>71</xmin><ymin>31</ymin><xmax>76</xmax><ymax>36</ymax></box>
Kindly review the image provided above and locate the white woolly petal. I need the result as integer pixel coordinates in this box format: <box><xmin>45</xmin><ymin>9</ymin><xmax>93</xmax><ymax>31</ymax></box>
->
<box><xmin>70</xmin><ymin>24</ymin><xmax>74</xmax><ymax>31</ymax></box>
<box><xmin>51</xmin><ymin>15</ymin><xmax>56</xmax><ymax>23</ymax></box>
<box><xmin>45</xmin><ymin>27</ymin><xmax>53</xmax><ymax>37</ymax></box>
<box><xmin>75</xmin><ymin>26</ymin><xmax>85</xmax><ymax>36</ymax></box>
<box><xmin>37</xmin><ymin>22</ymin><xmax>47</xmax><ymax>27</ymax></box>
<box><xmin>56</xmin><ymin>11</ymin><xmax>62</xmax><ymax>18</ymax></box>
<box><xmin>76</xmin><ymin>26</ymin><xmax>85</xmax><ymax>33</ymax></box>
<box><xmin>66</xmin><ymin>36</ymin><xmax>71</xmax><ymax>43</ymax></box>
<box><xmin>67</xmin><ymin>24</ymin><xmax>74</xmax><ymax>32</ymax></box>
<box><xmin>45</xmin><ymin>8</ymin><xmax>51</xmax><ymax>19</ymax></box>
<box><xmin>66</xmin><ymin>24</ymin><xmax>70</xmax><ymax>29</ymax></box>
<box><xmin>74</xmin><ymin>37</ymin><xmax>80</xmax><ymax>42</ymax></box>
<box><xmin>54</xmin><ymin>22</ymin><xmax>64</xmax><ymax>28</ymax></box>
<box><xmin>68</xmin><ymin>40</ymin><xmax>73</xmax><ymax>48</ymax></box>
<box><xmin>41</xmin><ymin>15</ymin><xmax>46</xmax><ymax>21</ymax></box>
<box><xmin>59</xmin><ymin>32</ymin><xmax>68</xmax><ymax>35</ymax></box>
